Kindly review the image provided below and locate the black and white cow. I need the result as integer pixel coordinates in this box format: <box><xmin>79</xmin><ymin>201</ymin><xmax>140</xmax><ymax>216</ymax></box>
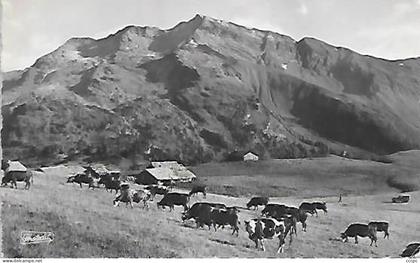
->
<box><xmin>244</xmin><ymin>218</ymin><xmax>292</xmax><ymax>253</ymax></box>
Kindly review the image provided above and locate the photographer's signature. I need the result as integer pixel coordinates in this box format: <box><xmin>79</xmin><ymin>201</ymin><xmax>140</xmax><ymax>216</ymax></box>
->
<box><xmin>20</xmin><ymin>231</ymin><xmax>54</xmax><ymax>245</ymax></box>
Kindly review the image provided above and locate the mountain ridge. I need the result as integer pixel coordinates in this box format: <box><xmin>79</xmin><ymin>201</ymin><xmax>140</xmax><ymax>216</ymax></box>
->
<box><xmin>3</xmin><ymin>14</ymin><xmax>420</xmax><ymax>166</ymax></box>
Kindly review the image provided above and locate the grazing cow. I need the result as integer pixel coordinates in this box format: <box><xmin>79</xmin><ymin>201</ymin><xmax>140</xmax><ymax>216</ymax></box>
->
<box><xmin>182</xmin><ymin>202</ymin><xmax>214</xmax><ymax>229</ymax></box>
<box><xmin>157</xmin><ymin>192</ymin><xmax>190</xmax><ymax>211</ymax></box>
<box><xmin>299</xmin><ymin>202</ymin><xmax>317</xmax><ymax>216</ymax></box>
<box><xmin>340</xmin><ymin>223</ymin><xmax>378</xmax><ymax>246</ymax></box>
<box><xmin>244</xmin><ymin>218</ymin><xmax>292</xmax><ymax>253</ymax></box>
<box><xmin>144</xmin><ymin>185</ymin><xmax>169</xmax><ymax>201</ymax></box>
<box><xmin>247</xmin><ymin>197</ymin><xmax>269</xmax><ymax>210</ymax></box>
<box><xmin>261</xmin><ymin>204</ymin><xmax>286</xmax><ymax>217</ymax></box>
<box><xmin>368</xmin><ymin>221</ymin><xmax>390</xmax><ymax>239</ymax></box>
<box><xmin>66</xmin><ymin>173</ymin><xmax>94</xmax><ymax>189</ymax></box>
<box><xmin>98</xmin><ymin>176</ymin><xmax>121</xmax><ymax>193</ymax></box>
<box><xmin>189</xmin><ymin>185</ymin><xmax>207</xmax><ymax>198</ymax></box>
<box><xmin>400</xmin><ymin>243</ymin><xmax>420</xmax><ymax>258</ymax></box>
<box><xmin>312</xmin><ymin>202</ymin><xmax>328</xmax><ymax>215</ymax></box>
<box><xmin>2</xmin><ymin>170</ymin><xmax>33</xmax><ymax>190</ymax></box>
<box><xmin>210</xmin><ymin>208</ymin><xmax>240</xmax><ymax>236</ymax></box>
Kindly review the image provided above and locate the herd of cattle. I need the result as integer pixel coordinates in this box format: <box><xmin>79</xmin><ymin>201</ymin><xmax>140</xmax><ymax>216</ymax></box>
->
<box><xmin>1</xmin><ymin>166</ymin><xmax>419</xmax><ymax>257</ymax></box>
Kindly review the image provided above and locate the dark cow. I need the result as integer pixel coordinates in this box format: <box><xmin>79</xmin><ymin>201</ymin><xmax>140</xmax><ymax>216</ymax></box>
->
<box><xmin>210</xmin><ymin>208</ymin><xmax>240</xmax><ymax>236</ymax></box>
<box><xmin>145</xmin><ymin>185</ymin><xmax>169</xmax><ymax>201</ymax></box>
<box><xmin>262</xmin><ymin>204</ymin><xmax>307</xmax><ymax>233</ymax></box>
<box><xmin>261</xmin><ymin>203</ymin><xmax>286</xmax><ymax>216</ymax></box>
<box><xmin>244</xmin><ymin>218</ymin><xmax>292</xmax><ymax>253</ymax></box>
<box><xmin>157</xmin><ymin>192</ymin><xmax>190</xmax><ymax>211</ymax></box>
<box><xmin>247</xmin><ymin>197</ymin><xmax>269</xmax><ymax>210</ymax></box>
<box><xmin>340</xmin><ymin>223</ymin><xmax>378</xmax><ymax>246</ymax></box>
<box><xmin>182</xmin><ymin>202</ymin><xmax>214</xmax><ymax>229</ymax></box>
<box><xmin>368</xmin><ymin>221</ymin><xmax>390</xmax><ymax>239</ymax></box>
<box><xmin>313</xmin><ymin>202</ymin><xmax>328</xmax><ymax>215</ymax></box>
<box><xmin>299</xmin><ymin>202</ymin><xmax>317</xmax><ymax>216</ymax></box>
<box><xmin>98</xmin><ymin>176</ymin><xmax>121</xmax><ymax>193</ymax></box>
<box><xmin>400</xmin><ymin>243</ymin><xmax>420</xmax><ymax>258</ymax></box>
<box><xmin>66</xmin><ymin>173</ymin><xmax>94</xmax><ymax>189</ymax></box>
<box><xmin>189</xmin><ymin>185</ymin><xmax>207</xmax><ymax>198</ymax></box>
<box><xmin>1</xmin><ymin>170</ymin><xmax>33</xmax><ymax>190</ymax></box>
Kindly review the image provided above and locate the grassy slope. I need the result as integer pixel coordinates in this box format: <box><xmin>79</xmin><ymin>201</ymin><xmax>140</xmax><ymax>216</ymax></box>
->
<box><xmin>188</xmin><ymin>154</ymin><xmax>420</xmax><ymax>197</ymax></box>
<box><xmin>1</xmin><ymin>153</ymin><xmax>419</xmax><ymax>258</ymax></box>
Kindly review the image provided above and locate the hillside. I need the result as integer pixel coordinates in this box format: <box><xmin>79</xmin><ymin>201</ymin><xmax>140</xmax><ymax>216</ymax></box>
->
<box><xmin>1</xmin><ymin>155</ymin><xmax>419</xmax><ymax>257</ymax></box>
<box><xmin>3</xmin><ymin>14</ymin><xmax>420</xmax><ymax>165</ymax></box>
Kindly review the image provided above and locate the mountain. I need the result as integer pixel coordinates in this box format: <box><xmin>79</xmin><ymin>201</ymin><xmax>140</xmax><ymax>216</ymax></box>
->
<box><xmin>3</xmin><ymin>14</ymin><xmax>420</xmax><ymax>166</ymax></box>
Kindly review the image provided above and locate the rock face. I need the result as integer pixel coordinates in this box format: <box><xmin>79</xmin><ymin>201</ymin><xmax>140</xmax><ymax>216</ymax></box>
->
<box><xmin>3</xmin><ymin>15</ymin><xmax>420</xmax><ymax>165</ymax></box>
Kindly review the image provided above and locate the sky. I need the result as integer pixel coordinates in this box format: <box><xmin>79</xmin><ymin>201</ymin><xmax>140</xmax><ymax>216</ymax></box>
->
<box><xmin>2</xmin><ymin>0</ymin><xmax>420</xmax><ymax>72</ymax></box>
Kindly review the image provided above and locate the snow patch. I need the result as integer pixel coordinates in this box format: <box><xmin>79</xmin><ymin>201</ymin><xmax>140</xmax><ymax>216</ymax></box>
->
<box><xmin>281</xmin><ymin>63</ymin><xmax>288</xmax><ymax>70</ymax></box>
<box><xmin>399</xmin><ymin>63</ymin><xmax>404</xmax><ymax>67</ymax></box>
<box><xmin>187</xmin><ymin>38</ymin><xmax>199</xmax><ymax>47</ymax></box>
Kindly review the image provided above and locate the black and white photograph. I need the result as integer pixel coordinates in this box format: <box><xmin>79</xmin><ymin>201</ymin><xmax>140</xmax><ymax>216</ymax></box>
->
<box><xmin>0</xmin><ymin>0</ymin><xmax>419</xmax><ymax>260</ymax></box>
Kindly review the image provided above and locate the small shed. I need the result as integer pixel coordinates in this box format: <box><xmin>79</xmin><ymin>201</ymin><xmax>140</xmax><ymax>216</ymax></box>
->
<box><xmin>5</xmin><ymin>160</ymin><xmax>27</xmax><ymax>173</ymax></box>
<box><xmin>137</xmin><ymin>168</ymin><xmax>174</xmax><ymax>185</ymax></box>
<box><xmin>243</xmin><ymin>152</ymin><xmax>259</xmax><ymax>161</ymax></box>
<box><xmin>136</xmin><ymin>165</ymin><xmax>196</xmax><ymax>185</ymax></box>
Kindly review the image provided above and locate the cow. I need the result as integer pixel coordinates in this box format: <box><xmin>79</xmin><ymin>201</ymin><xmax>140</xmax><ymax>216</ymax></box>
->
<box><xmin>131</xmin><ymin>189</ymin><xmax>152</xmax><ymax>209</ymax></box>
<box><xmin>262</xmin><ymin>204</ymin><xmax>307</xmax><ymax>233</ymax></box>
<box><xmin>368</xmin><ymin>221</ymin><xmax>390</xmax><ymax>239</ymax></box>
<box><xmin>299</xmin><ymin>202</ymin><xmax>317</xmax><ymax>216</ymax></box>
<box><xmin>210</xmin><ymin>208</ymin><xmax>240</xmax><ymax>236</ymax></box>
<box><xmin>189</xmin><ymin>185</ymin><xmax>207</xmax><ymax>198</ymax></box>
<box><xmin>247</xmin><ymin>197</ymin><xmax>269</xmax><ymax>210</ymax></box>
<box><xmin>340</xmin><ymin>223</ymin><xmax>378</xmax><ymax>246</ymax></box>
<box><xmin>244</xmin><ymin>218</ymin><xmax>292</xmax><ymax>253</ymax></box>
<box><xmin>1</xmin><ymin>170</ymin><xmax>33</xmax><ymax>190</ymax></box>
<box><xmin>261</xmin><ymin>203</ymin><xmax>286</xmax><ymax>217</ymax></box>
<box><xmin>113</xmin><ymin>184</ymin><xmax>133</xmax><ymax>208</ymax></box>
<box><xmin>182</xmin><ymin>202</ymin><xmax>214</xmax><ymax>229</ymax></box>
<box><xmin>157</xmin><ymin>192</ymin><xmax>190</xmax><ymax>211</ymax></box>
<box><xmin>98</xmin><ymin>176</ymin><xmax>121</xmax><ymax>193</ymax></box>
<box><xmin>400</xmin><ymin>243</ymin><xmax>420</xmax><ymax>258</ymax></box>
<box><xmin>66</xmin><ymin>173</ymin><xmax>94</xmax><ymax>189</ymax></box>
<box><xmin>144</xmin><ymin>185</ymin><xmax>169</xmax><ymax>201</ymax></box>
<box><xmin>313</xmin><ymin>202</ymin><xmax>328</xmax><ymax>215</ymax></box>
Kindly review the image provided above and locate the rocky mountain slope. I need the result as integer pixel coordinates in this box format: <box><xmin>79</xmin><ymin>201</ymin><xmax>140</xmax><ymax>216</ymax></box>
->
<box><xmin>3</xmin><ymin>14</ymin><xmax>420</xmax><ymax>165</ymax></box>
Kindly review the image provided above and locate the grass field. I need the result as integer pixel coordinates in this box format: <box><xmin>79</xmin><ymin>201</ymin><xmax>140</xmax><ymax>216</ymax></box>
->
<box><xmin>1</xmin><ymin>152</ymin><xmax>419</xmax><ymax>258</ymax></box>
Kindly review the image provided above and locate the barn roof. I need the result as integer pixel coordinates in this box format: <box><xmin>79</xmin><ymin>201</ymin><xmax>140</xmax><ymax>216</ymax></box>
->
<box><xmin>172</xmin><ymin>166</ymin><xmax>196</xmax><ymax>180</ymax></box>
<box><xmin>150</xmin><ymin>161</ymin><xmax>183</xmax><ymax>169</ymax></box>
<box><xmin>40</xmin><ymin>164</ymin><xmax>86</xmax><ymax>177</ymax></box>
<box><xmin>144</xmin><ymin>167</ymin><xmax>196</xmax><ymax>181</ymax></box>
<box><xmin>244</xmin><ymin>151</ymin><xmax>258</xmax><ymax>157</ymax></box>
<box><xmin>144</xmin><ymin>168</ymin><xmax>174</xmax><ymax>180</ymax></box>
<box><xmin>6</xmin><ymin>161</ymin><xmax>27</xmax><ymax>172</ymax></box>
